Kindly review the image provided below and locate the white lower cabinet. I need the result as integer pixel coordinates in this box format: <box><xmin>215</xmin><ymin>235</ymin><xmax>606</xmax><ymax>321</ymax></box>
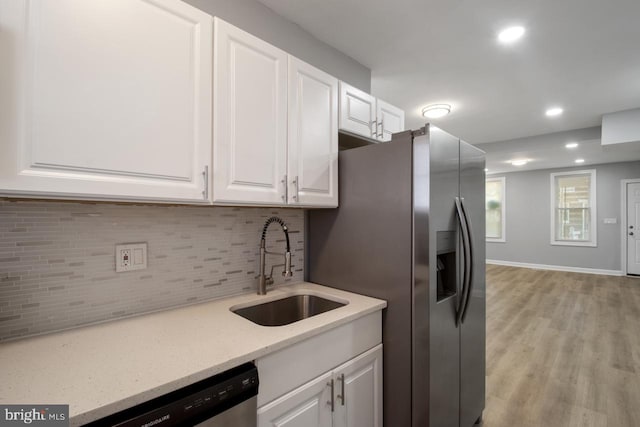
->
<box><xmin>334</xmin><ymin>346</ymin><xmax>383</xmax><ymax>427</ymax></box>
<box><xmin>256</xmin><ymin>312</ymin><xmax>383</xmax><ymax>427</ymax></box>
<box><xmin>258</xmin><ymin>345</ymin><xmax>382</xmax><ymax>427</ymax></box>
<box><xmin>258</xmin><ymin>370</ymin><xmax>334</xmax><ymax>427</ymax></box>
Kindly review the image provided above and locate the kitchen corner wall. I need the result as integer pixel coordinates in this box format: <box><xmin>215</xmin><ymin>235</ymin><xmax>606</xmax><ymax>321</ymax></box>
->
<box><xmin>0</xmin><ymin>200</ymin><xmax>304</xmax><ymax>342</ymax></box>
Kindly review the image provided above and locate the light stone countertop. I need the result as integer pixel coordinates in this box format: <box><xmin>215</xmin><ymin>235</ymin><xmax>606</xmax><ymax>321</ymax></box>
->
<box><xmin>0</xmin><ymin>282</ymin><xmax>386</xmax><ymax>426</ymax></box>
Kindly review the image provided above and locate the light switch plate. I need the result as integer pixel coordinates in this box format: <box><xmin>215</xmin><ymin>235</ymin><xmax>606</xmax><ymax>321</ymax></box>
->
<box><xmin>603</xmin><ymin>218</ymin><xmax>617</xmax><ymax>224</ymax></box>
<box><xmin>116</xmin><ymin>243</ymin><xmax>147</xmax><ymax>272</ymax></box>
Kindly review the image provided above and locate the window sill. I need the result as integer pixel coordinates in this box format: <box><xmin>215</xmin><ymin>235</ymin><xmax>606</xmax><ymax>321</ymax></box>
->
<box><xmin>550</xmin><ymin>240</ymin><xmax>597</xmax><ymax>247</ymax></box>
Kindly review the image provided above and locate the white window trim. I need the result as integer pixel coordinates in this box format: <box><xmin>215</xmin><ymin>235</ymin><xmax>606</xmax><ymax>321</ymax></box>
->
<box><xmin>486</xmin><ymin>176</ymin><xmax>506</xmax><ymax>243</ymax></box>
<box><xmin>550</xmin><ymin>169</ymin><xmax>597</xmax><ymax>247</ymax></box>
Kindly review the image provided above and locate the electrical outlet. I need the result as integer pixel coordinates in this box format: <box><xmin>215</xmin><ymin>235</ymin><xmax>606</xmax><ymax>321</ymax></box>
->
<box><xmin>116</xmin><ymin>243</ymin><xmax>147</xmax><ymax>272</ymax></box>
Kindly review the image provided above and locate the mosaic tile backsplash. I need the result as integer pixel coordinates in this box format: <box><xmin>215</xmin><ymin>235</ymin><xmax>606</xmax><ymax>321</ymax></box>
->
<box><xmin>0</xmin><ymin>199</ymin><xmax>305</xmax><ymax>341</ymax></box>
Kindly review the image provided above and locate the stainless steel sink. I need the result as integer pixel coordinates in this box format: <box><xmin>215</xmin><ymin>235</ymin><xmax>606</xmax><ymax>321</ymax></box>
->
<box><xmin>232</xmin><ymin>294</ymin><xmax>347</xmax><ymax>326</ymax></box>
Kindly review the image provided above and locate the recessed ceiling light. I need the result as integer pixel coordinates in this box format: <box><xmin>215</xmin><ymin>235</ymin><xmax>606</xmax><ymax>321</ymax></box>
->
<box><xmin>484</xmin><ymin>168</ymin><xmax>489</xmax><ymax>172</ymax></box>
<box><xmin>422</xmin><ymin>104</ymin><xmax>451</xmax><ymax>119</ymax></box>
<box><xmin>498</xmin><ymin>26</ymin><xmax>526</xmax><ymax>44</ymax></box>
<box><xmin>545</xmin><ymin>107</ymin><xmax>564</xmax><ymax>117</ymax></box>
<box><xmin>575</xmin><ymin>158</ymin><xmax>585</xmax><ymax>164</ymax></box>
<box><xmin>565</xmin><ymin>142</ymin><xmax>579</xmax><ymax>149</ymax></box>
<box><xmin>511</xmin><ymin>159</ymin><xmax>528</xmax><ymax>166</ymax></box>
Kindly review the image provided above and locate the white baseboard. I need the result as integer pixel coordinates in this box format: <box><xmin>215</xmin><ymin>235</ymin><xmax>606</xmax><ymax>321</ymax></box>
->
<box><xmin>486</xmin><ymin>259</ymin><xmax>624</xmax><ymax>277</ymax></box>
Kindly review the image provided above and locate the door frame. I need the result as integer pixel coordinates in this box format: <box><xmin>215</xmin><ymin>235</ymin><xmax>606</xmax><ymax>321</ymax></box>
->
<box><xmin>621</xmin><ymin>178</ymin><xmax>640</xmax><ymax>275</ymax></box>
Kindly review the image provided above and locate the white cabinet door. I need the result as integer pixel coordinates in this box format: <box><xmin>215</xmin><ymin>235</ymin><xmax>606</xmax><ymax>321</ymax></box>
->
<box><xmin>258</xmin><ymin>371</ymin><xmax>333</xmax><ymax>427</ymax></box>
<box><xmin>0</xmin><ymin>0</ymin><xmax>212</xmax><ymax>203</ymax></box>
<box><xmin>334</xmin><ymin>345</ymin><xmax>383</xmax><ymax>427</ymax></box>
<box><xmin>288</xmin><ymin>57</ymin><xmax>338</xmax><ymax>207</ymax></box>
<box><xmin>376</xmin><ymin>99</ymin><xmax>405</xmax><ymax>142</ymax></box>
<box><xmin>338</xmin><ymin>82</ymin><xmax>376</xmax><ymax>139</ymax></box>
<box><xmin>213</xmin><ymin>18</ymin><xmax>288</xmax><ymax>205</ymax></box>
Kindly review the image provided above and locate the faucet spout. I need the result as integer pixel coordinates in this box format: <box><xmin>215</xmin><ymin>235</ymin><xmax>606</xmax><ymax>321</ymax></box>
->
<box><xmin>258</xmin><ymin>216</ymin><xmax>292</xmax><ymax>295</ymax></box>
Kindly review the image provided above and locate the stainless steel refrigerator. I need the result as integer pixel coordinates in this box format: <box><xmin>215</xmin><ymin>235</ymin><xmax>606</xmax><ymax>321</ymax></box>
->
<box><xmin>308</xmin><ymin>124</ymin><xmax>486</xmax><ymax>427</ymax></box>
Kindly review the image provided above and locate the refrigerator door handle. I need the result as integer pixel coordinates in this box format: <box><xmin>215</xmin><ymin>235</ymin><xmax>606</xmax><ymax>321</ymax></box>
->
<box><xmin>455</xmin><ymin>197</ymin><xmax>471</xmax><ymax>326</ymax></box>
<box><xmin>460</xmin><ymin>197</ymin><xmax>475</xmax><ymax>323</ymax></box>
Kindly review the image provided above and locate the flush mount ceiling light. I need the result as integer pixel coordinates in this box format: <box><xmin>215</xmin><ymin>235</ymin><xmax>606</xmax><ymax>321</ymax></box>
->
<box><xmin>422</xmin><ymin>104</ymin><xmax>451</xmax><ymax>119</ymax></box>
<box><xmin>575</xmin><ymin>158</ymin><xmax>585</xmax><ymax>164</ymax></box>
<box><xmin>511</xmin><ymin>159</ymin><xmax>528</xmax><ymax>166</ymax></box>
<box><xmin>545</xmin><ymin>107</ymin><xmax>564</xmax><ymax>117</ymax></box>
<box><xmin>498</xmin><ymin>26</ymin><xmax>526</xmax><ymax>44</ymax></box>
<box><xmin>484</xmin><ymin>168</ymin><xmax>489</xmax><ymax>172</ymax></box>
<box><xmin>565</xmin><ymin>142</ymin><xmax>579</xmax><ymax>149</ymax></box>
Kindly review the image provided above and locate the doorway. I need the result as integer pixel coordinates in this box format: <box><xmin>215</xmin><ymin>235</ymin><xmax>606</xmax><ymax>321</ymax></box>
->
<box><xmin>622</xmin><ymin>179</ymin><xmax>640</xmax><ymax>276</ymax></box>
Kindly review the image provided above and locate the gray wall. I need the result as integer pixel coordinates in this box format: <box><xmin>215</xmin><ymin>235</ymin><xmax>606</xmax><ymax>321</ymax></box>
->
<box><xmin>486</xmin><ymin>161</ymin><xmax>640</xmax><ymax>271</ymax></box>
<box><xmin>183</xmin><ymin>0</ymin><xmax>371</xmax><ymax>92</ymax></box>
<box><xmin>0</xmin><ymin>200</ymin><xmax>304</xmax><ymax>341</ymax></box>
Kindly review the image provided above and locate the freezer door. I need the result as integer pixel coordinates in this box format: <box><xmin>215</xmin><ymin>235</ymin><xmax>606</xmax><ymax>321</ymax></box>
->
<box><xmin>459</xmin><ymin>141</ymin><xmax>486</xmax><ymax>426</ymax></box>
<box><xmin>417</xmin><ymin>125</ymin><xmax>461</xmax><ymax>427</ymax></box>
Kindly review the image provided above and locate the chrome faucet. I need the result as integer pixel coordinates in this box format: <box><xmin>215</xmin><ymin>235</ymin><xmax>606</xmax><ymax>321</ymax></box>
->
<box><xmin>258</xmin><ymin>216</ymin><xmax>292</xmax><ymax>295</ymax></box>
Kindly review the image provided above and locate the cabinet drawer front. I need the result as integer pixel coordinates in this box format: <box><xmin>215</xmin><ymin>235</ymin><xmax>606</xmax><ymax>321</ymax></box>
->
<box><xmin>257</xmin><ymin>311</ymin><xmax>382</xmax><ymax>407</ymax></box>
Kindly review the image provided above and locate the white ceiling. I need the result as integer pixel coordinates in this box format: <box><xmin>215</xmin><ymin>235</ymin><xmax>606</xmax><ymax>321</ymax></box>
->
<box><xmin>256</xmin><ymin>0</ymin><xmax>640</xmax><ymax>145</ymax></box>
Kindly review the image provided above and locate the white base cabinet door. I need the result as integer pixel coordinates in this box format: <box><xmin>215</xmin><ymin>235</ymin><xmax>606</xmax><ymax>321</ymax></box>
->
<box><xmin>213</xmin><ymin>17</ymin><xmax>288</xmax><ymax>205</ymax></box>
<box><xmin>288</xmin><ymin>57</ymin><xmax>338</xmax><ymax>207</ymax></box>
<box><xmin>0</xmin><ymin>0</ymin><xmax>213</xmax><ymax>203</ymax></box>
<box><xmin>376</xmin><ymin>99</ymin><xmax>406</xmax><ymax>143</ymax></box>
<box><xmin>258</xmin><ymin>344</ymin><xmax>383</xmax><ymax>427</ymax></box>
<box><xmin>258</xmin><ymin>371</ymin><xmax>334</xmax><ymax>427</ymax></box>
<box><xmin>334</xmin><ymin>345</ymin><xmax>383</xmax><ymax>427</ymax></box>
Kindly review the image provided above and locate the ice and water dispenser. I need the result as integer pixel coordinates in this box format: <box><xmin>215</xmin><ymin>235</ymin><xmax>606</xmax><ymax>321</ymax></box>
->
<box><xmin>436</xmin><ymin>231</ymin><xmax>457</xmax><ymax>301</ymax></box>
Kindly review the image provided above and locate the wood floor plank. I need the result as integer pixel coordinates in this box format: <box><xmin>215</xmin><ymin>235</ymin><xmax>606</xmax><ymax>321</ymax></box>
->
<box><xmin>483</xmin><ymin>265</ymin><xmax>640</xmax><ymax>427</ymax></box>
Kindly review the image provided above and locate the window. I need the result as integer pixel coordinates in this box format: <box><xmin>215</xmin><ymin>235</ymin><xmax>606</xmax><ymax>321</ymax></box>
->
<box><xmin>486</xmin><ymin>177</ymin><xmax>506</xmax><ymax>242</ymax></box>
<box><xmin>550</xmin><ymin>170</ymin><xmax>597</xmax><ymax>246</ymax></box>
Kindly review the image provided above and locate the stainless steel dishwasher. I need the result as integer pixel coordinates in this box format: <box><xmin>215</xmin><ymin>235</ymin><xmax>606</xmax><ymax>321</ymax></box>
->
<box><xmin>84</xmin><ymin>362</ymin><xmax>258</xmax><ymax>427</ymax></box>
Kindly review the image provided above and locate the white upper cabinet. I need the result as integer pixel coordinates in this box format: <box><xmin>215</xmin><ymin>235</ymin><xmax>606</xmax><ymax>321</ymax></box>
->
<box><xmin>376</xmin><ymin>99</ymin><xmax>406</xmax><ymax>142</ymax></box>
<box><xmin>288</xmin><ymin>57</ymin><xmax>338</xmax><ymax>207</ymax></box>
<box><xmin>213</xmin><ymin>19</ymin><xmax>337</xmax><ymax>208</ymax></box>
<box><xmin>0</xmin><ymin>0</ymin><xmax>213</xmax><ymax>203</ymax></box>
<box><xmin>338</xmin><ymin>82</ymin><xmax>405</xmax><ymax>142</ymax></box>
<box><xmin>339</xmin><ymin>83</ymin><xmax>377</xmax><ymax>139</ymax></box>
<box><xmin>212</xmin><ymin>17</ymin><xmax>288</xmax><ymax>205</ymax></box>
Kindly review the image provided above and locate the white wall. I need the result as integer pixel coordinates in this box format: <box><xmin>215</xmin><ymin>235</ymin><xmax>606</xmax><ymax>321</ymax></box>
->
<box><xmin>183</xmin><ymin>0</ymin><xmax>371</xmax><ymax>92</ymax></box>
<box><xmin>486</xmin><ymin>161</ymin><xmax>640</xmax><ymax>273</ymax></box>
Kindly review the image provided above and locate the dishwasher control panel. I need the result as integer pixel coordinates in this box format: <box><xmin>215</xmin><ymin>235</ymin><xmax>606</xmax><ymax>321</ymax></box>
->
<box><xmin>85</xmin><ymin>363</ymin><xmax>258</xmax><ymax>427</ymax></box>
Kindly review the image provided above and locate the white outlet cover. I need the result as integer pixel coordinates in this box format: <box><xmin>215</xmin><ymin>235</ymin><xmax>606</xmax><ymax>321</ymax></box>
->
<box><xmin>603</xmin><ymin>218</ymin><xmax>617</xmax><ymax>224</ymax></box>
<box><xmin>116</xmin><ymin>243</ymin><xmax>147</xmax><ymax>272</ymax></box>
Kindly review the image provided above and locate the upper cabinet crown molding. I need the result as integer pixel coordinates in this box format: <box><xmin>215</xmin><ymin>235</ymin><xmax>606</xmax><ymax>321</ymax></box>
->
<box><xmin>339</xmin><ymin>82</ymin><xmax>405</xmax><ymax>143</ymax></box>
<box><xmin>0</xmin><ymin>0</ymin><xmax>213</xmax><ymax>203</ymax></box>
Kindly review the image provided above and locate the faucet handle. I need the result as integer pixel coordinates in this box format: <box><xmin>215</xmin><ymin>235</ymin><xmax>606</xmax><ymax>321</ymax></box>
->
<box><xmin>283</xmin><ymin>252</ymin><xmax>293</xmax><ymax>277</ymax></box>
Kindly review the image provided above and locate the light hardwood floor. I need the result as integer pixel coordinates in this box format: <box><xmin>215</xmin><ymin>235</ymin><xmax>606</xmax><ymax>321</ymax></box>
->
<box><xmin>483</xmin><ymin>265</ymin><xmax>640</xmax><ymax>427</ymax></box>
